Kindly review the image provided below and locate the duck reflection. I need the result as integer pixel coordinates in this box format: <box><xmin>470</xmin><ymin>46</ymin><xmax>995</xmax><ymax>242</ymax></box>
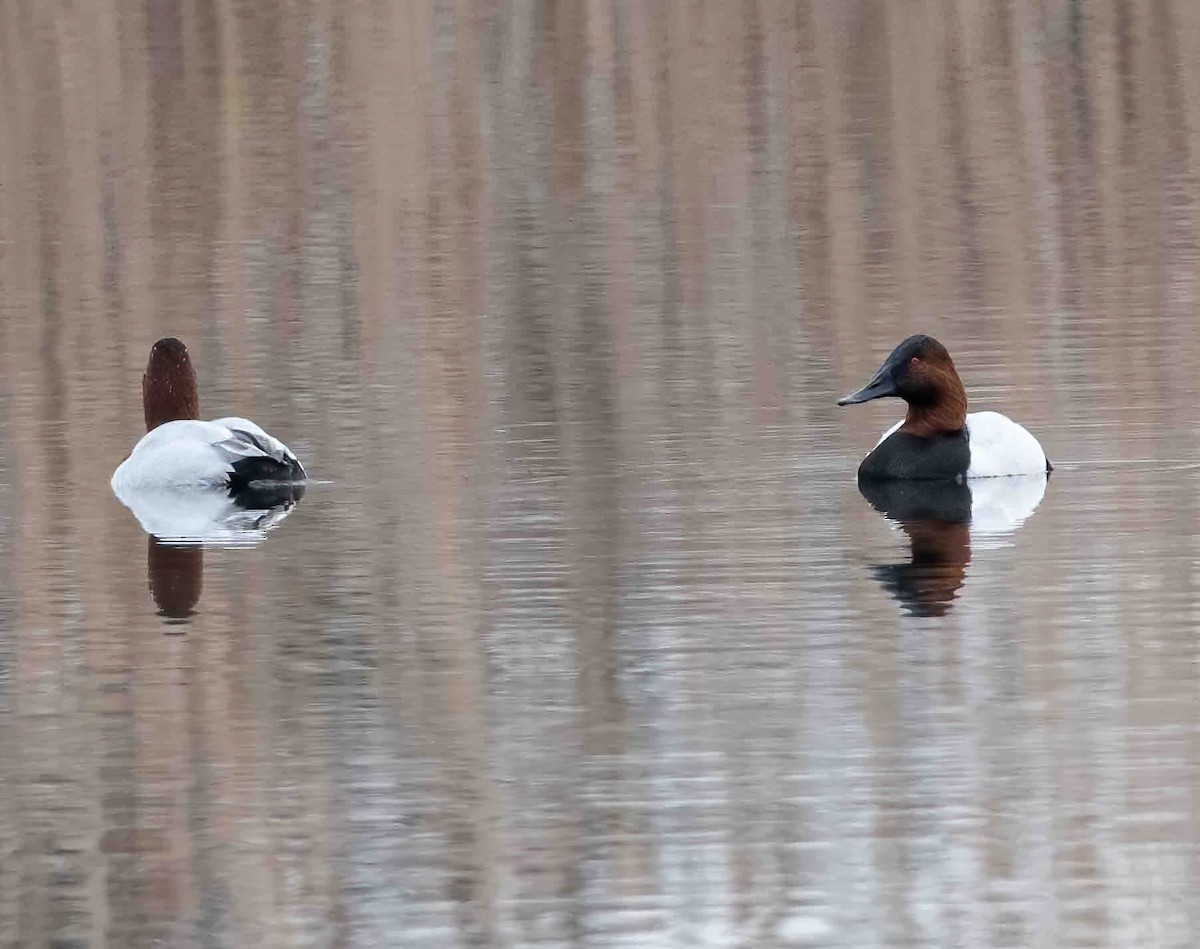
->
<box><xmin>115</xmin><ymin>481</ymin><xmax>305</xmax><ymax>547</ymax></box>
<box><xmin>147</xmin><ymin>539</ymin><xmax>204</xmax><ymax>623</ymax></box>
<box><xmin>859</xmin><ymin>474</ymin><xmax>1047</xmax><ymax>616</ymax></box>
<box><xmin>121</xmin><ymin>482</ymin><xmax>305</xmax><ymax>623</ymax></box>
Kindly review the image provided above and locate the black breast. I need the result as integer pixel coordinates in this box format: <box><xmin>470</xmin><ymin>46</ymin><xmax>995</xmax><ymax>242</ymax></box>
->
<box><xmin>857</xmin><ymin>430</ymin><xmax>970</xmax><ymax>482</ymax></box>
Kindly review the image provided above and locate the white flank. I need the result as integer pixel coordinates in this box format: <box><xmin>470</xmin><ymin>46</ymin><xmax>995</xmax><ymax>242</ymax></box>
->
<box><xmin>963</xmin><ymin>411</ymin><xmax>1048</xmax><ymax>478</ymax></box>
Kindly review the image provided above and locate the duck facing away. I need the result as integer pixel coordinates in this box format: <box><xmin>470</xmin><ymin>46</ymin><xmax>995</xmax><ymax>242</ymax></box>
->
<box><xmin>838</xmin><ymin>335</ymin><xmax>1050</xmax><ymax>481</ymax></box>
<box><xmin>111</xmin><ymin>338</ymin><xmax>306</xmax><ymax>492</ymax></box>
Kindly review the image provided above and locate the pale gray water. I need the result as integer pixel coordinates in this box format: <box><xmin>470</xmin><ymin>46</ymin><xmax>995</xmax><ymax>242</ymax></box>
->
<box><xmin>4</xmin><ymin>3</ymin><xmax>1200</xmax><ymax>947</ymax></box>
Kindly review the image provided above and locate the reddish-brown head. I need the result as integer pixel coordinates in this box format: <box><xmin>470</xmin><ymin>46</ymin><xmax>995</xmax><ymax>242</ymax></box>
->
<box><xmin>142</xmin><ymin>337</ymin><xmax>200</xmax><ymax>431</ymax></box>
<box><xmin>837</xmin><ymin>334</ymin><xmax>968</xmax><ymax>437</ymax></box>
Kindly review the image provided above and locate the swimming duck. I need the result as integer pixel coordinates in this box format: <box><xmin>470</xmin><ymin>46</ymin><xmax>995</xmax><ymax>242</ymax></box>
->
<box><xmin>838</xmin><ymin>335</ymin><xmax>1050</xmax><ymax>481</ymax></box>
<box><xmin>111</xmin><ymin>338</ymin><xmax>306</xmax><ymax>492</ymax></box>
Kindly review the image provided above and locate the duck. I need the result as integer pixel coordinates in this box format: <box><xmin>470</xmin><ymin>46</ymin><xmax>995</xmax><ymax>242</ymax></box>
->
<box><xmin>111</xmin><ymin>338</ymin><xmax>306</xmax><ymax>493</ymax></box>
<box><xmin>837</xmin><ymin>334</ymin><xmax>1050</xmax><ymax>481</ymax></box>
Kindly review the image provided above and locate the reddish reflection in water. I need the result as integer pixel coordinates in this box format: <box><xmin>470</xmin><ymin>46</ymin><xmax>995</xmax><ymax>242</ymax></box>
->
<box><xmin>146</xmin><ymin>538</ymin><xmax>202</xmax><ymax>622</ymax></box>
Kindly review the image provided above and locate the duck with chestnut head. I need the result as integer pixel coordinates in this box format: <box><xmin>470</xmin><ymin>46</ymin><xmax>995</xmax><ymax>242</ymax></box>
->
<box><xmin>838</xmin><ymin>335</ymin><xmax>1050</xmax><ymax>482</ymax></box>
<box><xmin>111</xmin><ymin>337</ymin><xmax>306</xmax><ymax>493</ymax></box>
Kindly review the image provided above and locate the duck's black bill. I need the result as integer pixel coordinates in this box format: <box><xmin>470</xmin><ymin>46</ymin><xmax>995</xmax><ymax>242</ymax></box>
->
<box><xmin>837</xmin><ymin>371</ymin><xmax>896</xmax><ymax>405</ymax></box>
<box><xmin>838</xmin><ymin>344</ymin><xmax>915</xmax><ymax>405</ymax></box>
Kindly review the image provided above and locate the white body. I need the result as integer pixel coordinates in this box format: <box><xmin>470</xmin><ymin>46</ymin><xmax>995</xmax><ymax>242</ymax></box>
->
<box><xmin>876</xmin><ymin>410</ymin><xmax>1048</xmax><ymax>478</ymax></box>
<box><xmin>113</xmin><ymin>484</ymin><xmax>299</xmax><ymax>547</ymax></box>
<box><xmin>111</xmin><ymin>416</ymin><xmax>303</xmax><ymax>491</ymax></box>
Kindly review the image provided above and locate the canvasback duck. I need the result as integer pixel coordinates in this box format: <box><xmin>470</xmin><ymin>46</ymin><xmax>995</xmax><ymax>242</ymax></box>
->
<box><xmin>838</xmin><ymin>335</ymin><xmax>1050</xmax><ymax>481</ymax></box>
<box><xmin>111</xmin><ymin>338</ymin><xmax>306</xmax><ymax>492</ymax></box>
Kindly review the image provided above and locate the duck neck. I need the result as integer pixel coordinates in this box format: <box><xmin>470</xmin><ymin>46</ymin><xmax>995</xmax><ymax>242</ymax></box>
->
<box><xmin>143</xmin><ymin>365</ymin><xmax>200</xmax><ymax>431</ymax></box>
<box><xmin>899</xmin><ymin>373</ymin><xmax>967</xmax><ymax>437</ymax></box>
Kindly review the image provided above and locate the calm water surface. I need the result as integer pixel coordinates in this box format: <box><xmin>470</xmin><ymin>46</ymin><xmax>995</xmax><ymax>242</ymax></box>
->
<box><xmin>5</xmin><ymin>3</ymin><xmax>1200</xmax><ymax>947</ymax></box>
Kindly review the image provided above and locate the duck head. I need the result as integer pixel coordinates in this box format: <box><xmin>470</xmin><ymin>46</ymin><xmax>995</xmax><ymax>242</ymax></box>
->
<box><xmin>837</xmin><ymin>334</ymin><xmax>968</xmax><ymax>437</ymax></box>
<box><xmin>143</xmin><ymin>337</ymin><xmax>200</xmax><ymax>431</ymax></box>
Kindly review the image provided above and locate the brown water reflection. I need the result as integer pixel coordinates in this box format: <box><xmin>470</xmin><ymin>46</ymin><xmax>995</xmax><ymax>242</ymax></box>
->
<box><xmin>5</xmin><ymin>2</ymin><xmax>1200</xmax><ymax>946</ymax></box>
<box><xmin>146</xmin><ymin>539</ymin><xmax>203</xmax><ymax>622</ymax></box>
<box><xmin>859</xmin><ymin>479</ymin><xmax>976</xmax><ymax>617</ymax></box>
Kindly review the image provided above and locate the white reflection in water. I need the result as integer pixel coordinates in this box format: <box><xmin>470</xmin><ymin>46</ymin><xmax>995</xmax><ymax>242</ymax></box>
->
<box><xmin>111</xmin><ymin>482</ymin><xmax>305</xmax><ymax>547</ymax></box>
<box><xmin>968</xmin><ymin>475</ymin><xmax>1051</xmax><ymax>546</ymax></box>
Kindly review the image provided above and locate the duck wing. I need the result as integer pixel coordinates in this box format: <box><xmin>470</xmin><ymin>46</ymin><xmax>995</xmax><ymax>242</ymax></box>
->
<box><xmin>209</xmin><ymin>417</ymin><xmax>306</xmax><ymax>485</ymax></box>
